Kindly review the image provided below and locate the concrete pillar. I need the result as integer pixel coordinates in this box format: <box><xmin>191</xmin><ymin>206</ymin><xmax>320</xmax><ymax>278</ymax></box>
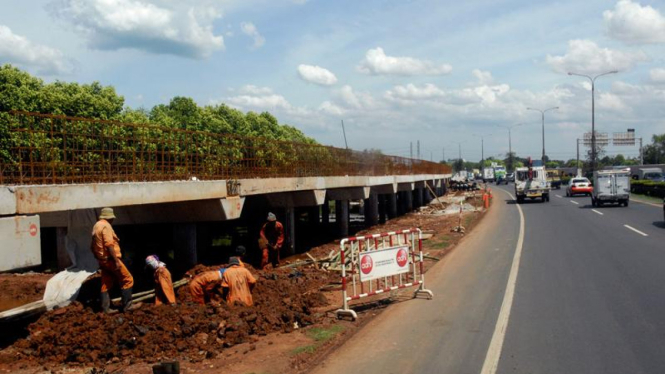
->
<box><xmin>378</xmin><ymin>194</ymin><xmax>387</xmax><ymax>224</ymax></box>
<box><xmin>174</xmin><ymin>223</ymin><xmax>197</xmax><ymax>272</ymax></box>
<box><xmin>335</xmin><ymin>199</ymin><xmax>349</xmax><ymax>237</ymax></box>
<box><xmin>284</xmin><ymin>207</ymin><xmax>296</xmax><ymax>256</ymax></box>
<box><xmin>56</xmin><ymin>227</ymin><xmax>73</xmax><ymax>270</ymax></box>
<box><xmin>364</xmin><ymin>191</ymin><xmax>379</xmax><ymax>228</ymax></box>
<box><xmin>441</xmin><ymin>179</ymin><xmax>448</xmax><ymax>195</ymax></box>
<box><xmin>401</xmin><ymin>191</ymin><xmax>413</xmax><ymax>213</ymax></box>
<box><xmin>322</xmin><ymin>199</ymin><xmax>330</xmax><ymax>225</ymax></box>
<box><xmin>388</xmin><ymin>193</ymin><xmax>398</xmax><ymax>219</ymax></box>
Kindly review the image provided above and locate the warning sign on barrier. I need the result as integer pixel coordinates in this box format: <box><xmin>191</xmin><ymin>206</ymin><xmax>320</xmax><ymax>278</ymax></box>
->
<box><xmin>359</xmin><ymin>246</ymin><xmax>410</xmax><ymax>282</ymax></box>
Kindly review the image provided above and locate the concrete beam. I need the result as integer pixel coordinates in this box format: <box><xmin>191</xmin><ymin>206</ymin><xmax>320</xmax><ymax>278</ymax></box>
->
<box><xmin>0</xmin><ymin>187</ymin><xmax>16</xmax><ymax>215</ymax></box>
<box><xmin>0</xmin><ymin>215</ymin><xmax>41</xmax><ymax>271</ymax></box>
<box><xmin>13</xmin><ymin>180</ymin><xmax>229</xmax><ymax>215</ymax></box>
<box><xmin>265</xmin><ymin>190</ymin><xmax>325</xmax><ymax>208</ymax></box>
<box><xmin>397</xmin><ymin>182</ymin><xmax>415</xmax><ymax>192</ymax></box>
<box><xmin>371</xmin><ymin>183</ymin><xmax>397</xmax><ymax>194</ymax></box>
<box><xmin>327</xmin><ymin>187</ymin><xmax>370</xmax><ymax>201</ymax></box>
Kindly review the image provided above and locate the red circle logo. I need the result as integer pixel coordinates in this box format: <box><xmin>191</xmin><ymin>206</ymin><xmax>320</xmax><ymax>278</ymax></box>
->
<box><xmin>29</xmin><ymin>223</ymin><xmax>38</xmax><ymax>237</ymax></box>
<box><xmin>360</xmin><ymin>255</ymin><xmax>373</xmax><ymax>275</ymax></box>
<box><xmin>396</xmin><ymin>248</ymin><xmax>408</xmax><ymax>267</ymax></box>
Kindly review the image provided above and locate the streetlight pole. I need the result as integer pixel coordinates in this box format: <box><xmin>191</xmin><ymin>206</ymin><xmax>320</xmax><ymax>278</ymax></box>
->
<box><xmin>473</xmin><ymin>133</ymin><xmax>491</xmax><ymax>167</ymax></box>
<box><xmin>568</xmin><ymin>70</ymin><xmax>618</xmax><ymax>173</ymax></box>
<box><xmin>496</xmin><ymin>123</ymin><xmax>523</xmax><ymax>171</ymax></box>
<box><xmin>449</xmin><ymin>141</ymin><xmax>465</xmax><ymax>172</ymax></box>
<box><xmin>526</xmin><ymin>106</ymin><xmax>559</xmax><ymax>163</ymax></box>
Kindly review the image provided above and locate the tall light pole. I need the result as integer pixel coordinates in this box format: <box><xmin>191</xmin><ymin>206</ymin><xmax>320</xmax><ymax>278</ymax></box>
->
<box><xmin>526</xmin><ymin>106</ymin><xmax>559</xmax><ymax>163</ymax></box>
<box><xmin>496</xmin><ymin>123</ymin><xmax>523</xmax><ymax>171</ymax></box>
<box><xmin>567</xmin><ymin>70</ymin><xmax>618</xmax><ymax>173</ymax></box>
<box><xmin>473</xmin><ymin>133</ymin><xmax>491</xmax><ymax>167</ymax></box>
<box><xmin>449</xmin><ymin>141</ymin><xmax>465</xmax><ymax>172</ymax></box>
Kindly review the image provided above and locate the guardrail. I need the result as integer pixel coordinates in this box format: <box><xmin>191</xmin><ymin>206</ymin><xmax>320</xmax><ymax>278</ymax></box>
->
<box><xmin>0</xmin><ymin>111</ymin><xmax>451</xmax><ymax>185</ymax></box>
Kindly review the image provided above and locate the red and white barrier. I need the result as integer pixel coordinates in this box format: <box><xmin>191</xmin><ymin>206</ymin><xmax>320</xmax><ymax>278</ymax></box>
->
<box><xmin>335</xmin><ymin>228</ymin><xmax>434</xmax><ymax>320</ymax></box>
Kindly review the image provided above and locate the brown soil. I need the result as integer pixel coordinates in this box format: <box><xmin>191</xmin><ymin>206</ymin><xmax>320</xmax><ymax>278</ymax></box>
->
<box><xmin>0</xmin><ymin>191</ymin><xmax>489</xmax><ymax>374</ymax></box>
<box><xmin>0</xmin><ymin>273</ymin><xmax>52</xmax><ymax>312</ymax></box>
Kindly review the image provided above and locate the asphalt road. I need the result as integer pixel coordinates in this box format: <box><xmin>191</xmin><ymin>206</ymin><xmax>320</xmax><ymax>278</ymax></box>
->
<box><xmin>309</xmin><ymin>184</ymin><xmax>665</xmax><ymax>374</ymax></box>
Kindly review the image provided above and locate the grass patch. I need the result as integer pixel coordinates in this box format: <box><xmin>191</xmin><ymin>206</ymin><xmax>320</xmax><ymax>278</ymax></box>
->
<box><xmin>631</xmin><ymin>193</ymin><xmax>664</xmax><ymax>204</ymax></box>
<box><xmin>291</xmin><ymin>325</ymin><xmax>345</xmax><ymax>356</ymax></box>
<box><xmin>430</xmin><ymin>236</ymin><xmax>451</xmax><ymax>249</ymax></box>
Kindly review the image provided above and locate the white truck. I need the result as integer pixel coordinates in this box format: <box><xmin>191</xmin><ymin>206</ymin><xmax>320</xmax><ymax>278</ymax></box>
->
<box><xmin>592</xmin><ymin>169</ymin><xmax>631</xmax><ymax>207</ymax></box>
<box><xmin>632</xmin><ymin>167</ymin><xmax>665</xmax><ymax>182</ymax></box>
<box><xmin>482</xmin><ymin>167</ymin><xmax>495</xmax><ymax>183</ymax></box>
<box><xmin>514</xmin><ymin>165</ymin><xmax>550</xmax><ymax>203</ymax></box>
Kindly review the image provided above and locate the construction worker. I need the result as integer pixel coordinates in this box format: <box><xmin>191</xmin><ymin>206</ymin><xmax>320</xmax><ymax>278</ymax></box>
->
<box><xmin>189</xmin><ymin>268</ymin><xmax>225</xmax><ymax>304</ymax></box>
<box><xmin>259</xmin><ymin>212</ymin><xmax>284</xmax><ymax>269</ymax></box>
<box><xmin>145</xmin><ymin>255</ymin><xmax>176</xmax><ymax>306</ymax></box>
<box><xmin>221</xmin><ymin>257</ymin><xmax>257</xmax><ymax>306</ymax></box>
<box><xmin>90</xmin><ymin>207</ymin><xmax>134</xmax><ymax>313</ymax></box>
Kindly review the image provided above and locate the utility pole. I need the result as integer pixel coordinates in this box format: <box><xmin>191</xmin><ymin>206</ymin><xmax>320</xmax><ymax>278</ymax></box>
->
<box><xmin>442</xmin><ymin>147</ymin><xmax>445</xmax><ymax>163</ymax></box>
<box><xmin>639</xmin><ymin>138</ymin><xmax>644</xmax><ymax>165</ymax></box>
<box><xmin>341</xmin><ymin>120</ymin><xmax>348</xmax><ymax>149</ymax></box>
<box><xmin>526</xmin><ymin>106</ymin><xmax>558</xmax><ymax>162</ymax></box>
<box><xmin>417</xmin><ymin>140</ymin><xmax>420</xmax><ymax>159</ymax></box>
<box><xmin>410</xmin><ymin>142</ymin><xmax>413</xmax><ymax>159</ymax></box>
<box><xmin>576</xmin><ymin>138</ymin><xmax>580</xmax><ymax>177</ymax></box>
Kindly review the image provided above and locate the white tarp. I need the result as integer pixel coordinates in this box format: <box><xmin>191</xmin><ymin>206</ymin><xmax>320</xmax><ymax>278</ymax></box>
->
<box><xmin>358</xmin><ymin>245</ymin><xmax>410</xmax><ymax>282</ymax></box>
<box><xmin>43</xmin><ymin>268</ymin><xmax>95</xmax><ymax>310</ymax></box>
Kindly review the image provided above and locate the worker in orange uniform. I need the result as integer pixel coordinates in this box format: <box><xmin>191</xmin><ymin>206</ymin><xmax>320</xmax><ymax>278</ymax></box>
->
<box><xmin>189</xmin><ymin>268</ymin><xmax>224</xmax><ymax>304</ymax></box>
<box><xmin>145</xmin><ymin>255</ymin><xmax>176</xmax><ymax>305</ymax></box>
<box><xmin>222</xmin><ymin>257</ymin><xmax>257</xmax><ymax>306</ymax></box>
<box><xmin>90</xmin><ymin>207</ymin><xmax>134</xmax><ymax>313</ymax></box>
<box><xmin>259</xmin><ymin>212</ymin><xmax>284</xmax><ymax>269</ymax></box>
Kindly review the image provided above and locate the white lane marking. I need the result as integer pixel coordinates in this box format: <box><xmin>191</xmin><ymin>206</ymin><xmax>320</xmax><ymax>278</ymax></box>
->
<box><xmin>556</xmin><ymin>195</ymin><xmax>562</xmax><ymax>198</ymax></box>
<box><xmin>570</xmin><ymin>201</ymin><xmax>579</xmax><ymax>205</ymax></box>
<box><xmin>624</xmin><ymin>225</ymin><xmax>648</xmax><ymax>237</ymax></box>
<box><xmin>591</xmin><ymin>209</ymin><xmax>604</xmax><ymax>216</ymax></box>
<box><xmin>631</xmin><ymin>198</ymin><xmax>662</xmax><ymax>208</ymax></box>
<box><xmin>481</xmin><ymin>190</ymin><xmax>525</xmax><ymax>374</ymax></box>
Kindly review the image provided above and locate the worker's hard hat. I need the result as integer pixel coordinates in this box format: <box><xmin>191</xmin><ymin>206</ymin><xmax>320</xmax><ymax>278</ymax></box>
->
<box><xmin>229</xmin><ymin>257</ymin><xmax>240</xmax><ymax>266</ymax></box>
<box><xmin>267</xmin><ymin>212</ymin><xmax>276</xmax><ymax>221</ymax></box>
<box><xmin>99</xmin><ymin>207</ymin><xmax>116</xmax><ymax>220</ymax></box>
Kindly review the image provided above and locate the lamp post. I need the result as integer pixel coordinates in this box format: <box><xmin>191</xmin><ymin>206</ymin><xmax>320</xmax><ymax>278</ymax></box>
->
<box><xmin>567</xmin><ymin>70</ymin><xmax>618</xmax><ymax>173</ymax></box>
<box><xmin>496</xmin><ymin>123</ymin><xmax>523</xmax><ymax>171</ymax></box>
<box><xmin>472</xmin><ymin>133</ymin><xmax>491</xmax><ymax>167</ymax></box>
<box><xmin>449</xmin><ymin>141</ymin><xmax>465</xmax><ymax>172</ymax></box>
<box><xmin>526</xmin><ymin>106</ymin><xmax>559</xmax><ymax>163</ymax></box>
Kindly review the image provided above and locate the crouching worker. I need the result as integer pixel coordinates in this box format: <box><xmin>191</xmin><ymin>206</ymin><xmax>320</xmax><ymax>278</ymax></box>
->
<box><xmin>189</xmin><ymin>268</ymin><xmax>225</xmax><ymax>304</ymax></box>
<box><xmin>145</xmin><ymin>255</ymin><xmax>176</xmax><ymax>305</ymax></box>
<box><xmin>90</xmin><ymin>207</ymin><xmax>134</xmax><ymax>313</ymax></box>
<box><xmin>222</xmin><ymin>257</ymin><xmax>257</xmax><ymax>306</ymax></box>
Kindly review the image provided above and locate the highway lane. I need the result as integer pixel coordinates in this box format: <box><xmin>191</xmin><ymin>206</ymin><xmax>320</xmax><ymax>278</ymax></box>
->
<box><xmin>310</xmin><ymin>186</ymin><xmax>522</xmax><ymax>374</ymax></box>
<box><xmin>495</xmin><ymin>183</ymin><xmax>665</xmax><ymax>374</ymax></box>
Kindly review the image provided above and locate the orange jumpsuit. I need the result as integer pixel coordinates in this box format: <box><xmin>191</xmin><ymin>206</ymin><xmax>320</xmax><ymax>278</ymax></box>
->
<box><xmin>260</xmin><ymin>221</ymin><xmax>284</xmax><ymax>269</ymax></box>
<box><xmin>154</xmin><ymin>266</ymin><xmax>176</xmax><ymax>305</ymax></box>
<box><xmin>221</xmin><ymin>265</ymin><xmax>257</xmax><ymax>306</ymax></box>
<box><xmin>189</xmin><ymin>270</ymin><xmax>222</xmax><ymax>304</ymax></box>
<box><xmin>90</xmin><ymin>219</ymin><xmax>134</xmax><ymax>292</ymax></box>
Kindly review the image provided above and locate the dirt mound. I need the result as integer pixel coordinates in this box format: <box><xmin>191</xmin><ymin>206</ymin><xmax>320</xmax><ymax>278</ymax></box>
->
<box><xmin>0</xmin><ymin>273</ymin><xmax>52</xmax><ymax>312</ymax></box>
<box><xmin>9</xmin><ymin>266</ymin><xmax>335</xmax><ymax>368</ymax></box>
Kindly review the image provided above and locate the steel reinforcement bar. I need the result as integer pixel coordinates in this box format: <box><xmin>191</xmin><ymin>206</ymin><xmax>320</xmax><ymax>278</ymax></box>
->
<box><xmin>0</xmin><ymin>111</ymin><xmax>451</xmax><ymax>185</ymax></box>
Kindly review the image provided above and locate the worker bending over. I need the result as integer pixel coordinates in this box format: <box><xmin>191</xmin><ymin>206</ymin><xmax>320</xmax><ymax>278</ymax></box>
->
<box><xmin>145</xmin><ymin>255</ymin><xmax>176</xmax><ymax>305</ymax></box>
<box><xmin>259</xmin><ymin>212</ymin><xmax>284</xmax><ymax>269</ymax></box>
<box><xmin>222</xmin><ymin>257</ymin><xmax>257</xmax><ymax>306</ymax></box>
<box><xmin>90</xmin><ymin>207</ymin><xmax>134</xmax><ymax>313</ymax></box>
<box><xmin>189</xmin><ymin>268</ymin><xmax>224</xmax><ymax>304</ymax></box>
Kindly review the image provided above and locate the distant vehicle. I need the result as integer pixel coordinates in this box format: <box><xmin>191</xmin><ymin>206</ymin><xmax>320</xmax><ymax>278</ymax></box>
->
<box><xmin>514</xmin><ymin>165</ymin><xmax>550</xmax><ymax>203</ymax></box>
<box><xmin>566</xmin><ymin>177</ymin><xmax>592</xmax><ymax>197</ymax></box>
<box><xmin>494</xmin><ymin>165</ymin><xmax>507</xmax><ymax>185</ymax></box>
<box><xmin>591</xmin><ymin>169</ymin><xmax>630</xmax><ymax>207</ymax></box>
<box><xmin>546</xmin><ymin>169</ymin><xmax>563</xmax><ymax>189</ymax></box>
<box><xmin>482</xmin><ymin>167</ymin><xmax>495</xmax><ymax>183</ymax></box>
<box><xmin>506</xmin><ymin>172</ymin><xmax>515</xmax><ymax>182</ymax></box>
<box><xmin>632</xmin><ymin>167</ymin><xmax>665</xmax><ymax>182</ymax></box>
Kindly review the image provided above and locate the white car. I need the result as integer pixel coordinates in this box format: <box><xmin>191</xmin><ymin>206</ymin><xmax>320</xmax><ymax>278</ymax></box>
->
<box><xmin>566</xmin><ymin>177</ymin><xmax>592</xmax><ymax>197</ymax></box>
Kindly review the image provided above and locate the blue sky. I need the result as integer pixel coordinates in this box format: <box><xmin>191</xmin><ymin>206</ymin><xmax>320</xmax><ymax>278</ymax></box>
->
<box><xmin>2</xmin><ymin>0</ymin><xmax>665</xmax><ymax>162</ymax></box>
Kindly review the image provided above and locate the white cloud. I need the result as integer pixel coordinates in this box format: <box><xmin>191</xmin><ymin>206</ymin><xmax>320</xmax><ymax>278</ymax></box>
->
<box><xmin>597</xmin><ymin>92</ymin><xmax>629</xmax><ymax>111</ymax></box>
<box><xmin>297</xmin><ymin>64</ymin><xmax>338</xmax><ymax>86</ymax></box>
<box><xmin>385</xmin><ymin>83</ymin><xmax>445</xmax><ymax>105</ymax></box>
<box><xmin>472</xmin><ymin>69</ymin><xmax>494</xmax><ymax>85</ymax></box>
<box><xmin>650</xmin><ymin>68</ymin><xmax>665</xmax><ymax>83</ymax></box>
<box><xmin>604</xmin><ymin>0</ymin><xmax>665</xmax><ymax>44</ymax></box>
<box><xmin>357</xmin><ymin>47</ymin><xmax>452</xmax><ymax>76</ymax></box>
<box><xmin>318</xmin><ymin>101</ymin><xmax>346</xmax><ymax>116</ymax></box>
<box><xmin>546</xmin><ymin>39</ymin><xmax>648</xmax><ymax>75</ymax></box>
<box><xmin>227</xmin><ymin>93</ymin><xmax>290</xmax><ymax>110</ymax></box>
<box><xmin>335</xmin><ymin>85</ymin><xmax>377</xmax><ymax>109</ymax></box>
<box><xmin>238</xmin><ymin>85</ymin><xmax>273</xmax><ymax>95</ymax></box>
<box><xmin>0</xmin><ymin>25</ymin><xmax>74</xmax><ymax>74</ymax></box>
<box><xmin>240</xmin><ymin>22</ymin><xmax>265</xmax><ymax>49</ymax></box>
<box><xmin>48</xmin><ymin>0</ymin><xmax>224</xmax><ymax>59</ymax></box>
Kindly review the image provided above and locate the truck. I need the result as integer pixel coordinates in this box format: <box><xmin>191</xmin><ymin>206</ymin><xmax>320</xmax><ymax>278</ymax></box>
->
<box><xmin>514</xmin><ymin>165</ymin><xmax>550</xmax><ymax>203</ymax></box>
<box><xmin>546</xmin><ymin>169</ymin><xmax>563</xmax><ymax>189</ymax></box>
<box><xmin>591</xmin><ymin>169</ymin><xmax>631</xmax><ymax>207</ymax></box>
<box><xmin>494</xmin><ymin>165</ymin><xmax>507</xmax><ymax>184</ymax></box>
<box><xmin>632</xmin><ymin>167</ymin><xmax>665</xmax><ymax>182</ymax></box>
<box><xmin>482</xmin><ymin>167</ymin><xmax>495</xmax><ymax>183</ymax></box>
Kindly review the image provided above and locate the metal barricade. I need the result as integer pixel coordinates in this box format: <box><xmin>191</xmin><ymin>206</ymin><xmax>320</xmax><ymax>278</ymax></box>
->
<box><xmin>335</xmin><ymin>228</ymin><xmax>433</xmax><ymax>320</ymax></box>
